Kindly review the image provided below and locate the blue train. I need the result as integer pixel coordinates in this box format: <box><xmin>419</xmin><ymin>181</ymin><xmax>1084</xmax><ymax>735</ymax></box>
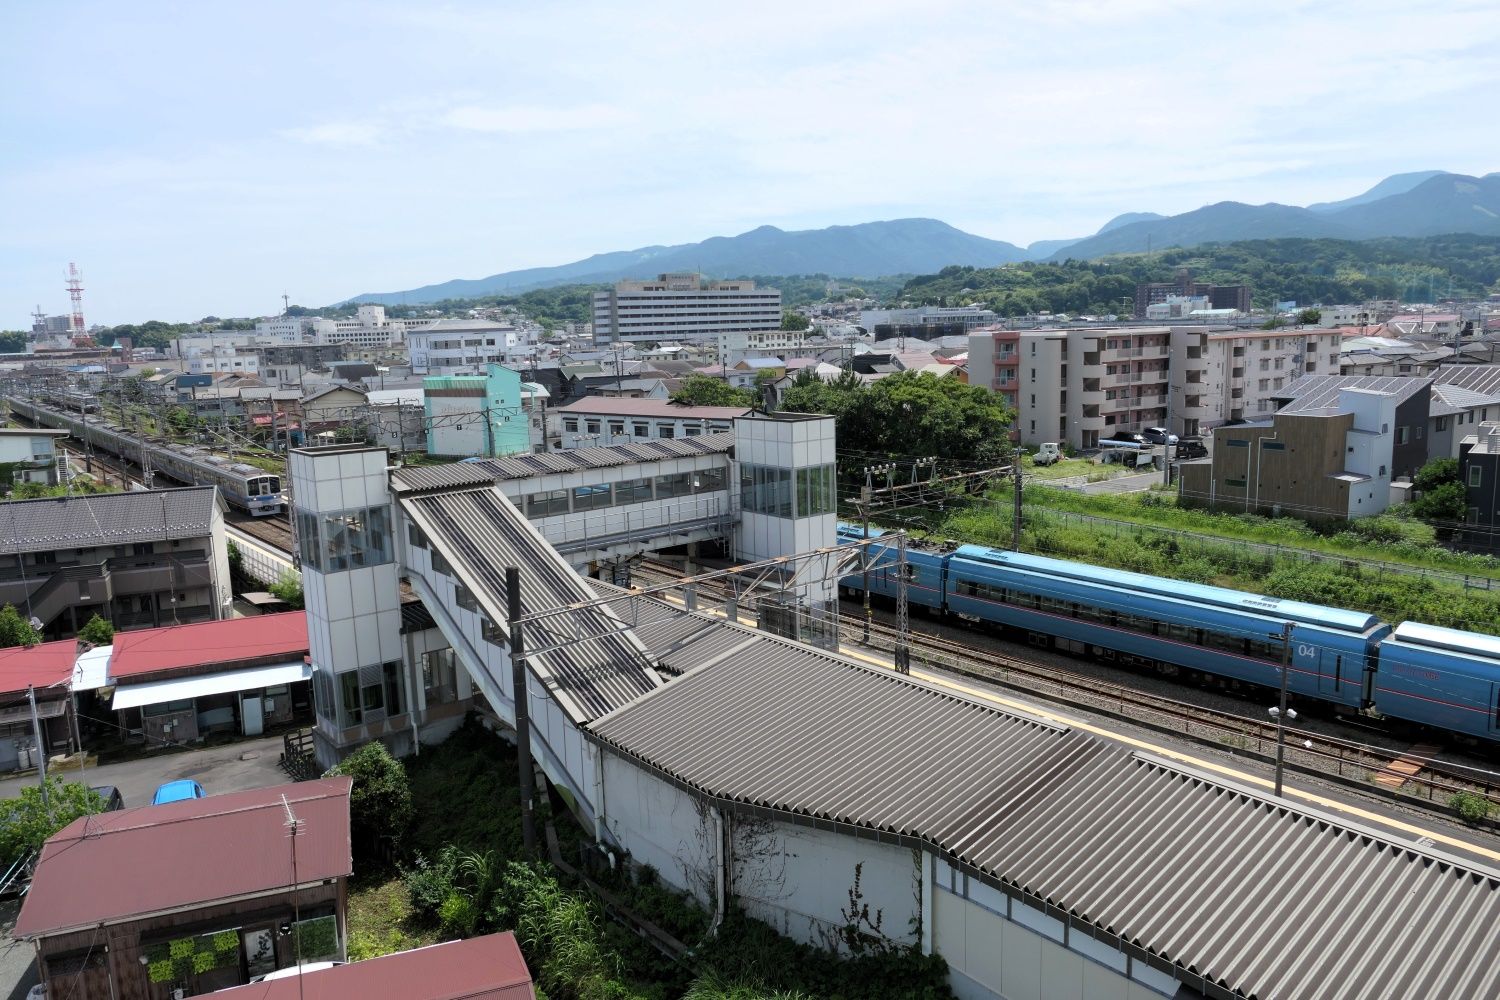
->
<box><xmin>837</xmin><ymin>523</ymin><xmax>1500</xmax><ymax>744</ymax></box>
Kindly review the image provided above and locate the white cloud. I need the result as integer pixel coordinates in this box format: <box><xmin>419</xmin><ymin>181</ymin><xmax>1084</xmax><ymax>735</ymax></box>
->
<box><xmin>282</xmin><ymin>121</ymin><xmax>384</xmax><ymax>147</ymax></box>
<box><xmin>437</xmin><ymin>103</ymin><xmax>633</xmax><ymax>133</ymax></box>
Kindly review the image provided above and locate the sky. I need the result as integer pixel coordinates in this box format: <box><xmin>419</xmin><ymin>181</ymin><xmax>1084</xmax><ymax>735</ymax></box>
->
<box><xmin>3</xmin><ymin>0</ymin><xmax>1499</xmax><ymax>326</ymax></box>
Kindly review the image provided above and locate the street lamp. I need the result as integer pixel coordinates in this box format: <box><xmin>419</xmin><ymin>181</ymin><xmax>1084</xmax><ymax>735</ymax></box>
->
<box><xmin>1268</xmin><ymin>622</ymin><xmax>1296</xmax><ymax>796</ymax></box>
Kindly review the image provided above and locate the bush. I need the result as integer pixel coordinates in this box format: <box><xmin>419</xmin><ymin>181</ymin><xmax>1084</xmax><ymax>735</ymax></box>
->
<box><xmin>0</xmin><ymin>778</ymin><xmax>105</xmax><ymax>861</ymax></box>
<box><xmin>326</xmin><ymin>741</ymin><xmax>413</xmax><ymax>862</ymax></box>
<box><xmin>1450</xmin><ymin>791</ymin><xmax>1491</xmax><ymax>824</ymax></box>
<box><xmin>77</xmin><ymin>613</ymin><xmax>114</xmax><ymax>646</ymax></box>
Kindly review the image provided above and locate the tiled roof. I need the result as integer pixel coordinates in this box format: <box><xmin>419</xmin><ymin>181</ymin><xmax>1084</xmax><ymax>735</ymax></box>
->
<box><xmin>0</xmin><ymin>487</ymin><xmax>221</xmax><ymax>555</ymax></box>
<box><xmin>14</xmin><ymin>778</ymin><xmax>352</xmax><ymax>938</ymax></box>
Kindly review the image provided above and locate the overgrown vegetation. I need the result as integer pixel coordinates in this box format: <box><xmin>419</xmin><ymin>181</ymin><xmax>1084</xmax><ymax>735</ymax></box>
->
<box><xmin>268</xmin><ymin>569</ymin><xmax>305</xmax><ymax>609</ymax></box>
<box><xmin>345</xmin><ymin>718</ymin><xmax>951</xmax><ymax>1000</ymax></box>
<box><xmin>326</xmin><ymin>741</ymin><xmax>413</xmax><ymax>864</ymax></box>
<box><xmin>672</xmin><ymin>375</ymin><xmax>759</xmax><ymax>409</ymax></box>
<box><xmin>1449</xmin><ymin>790</ymin><xmax>1491</xmax><ymax>824</ymax></box>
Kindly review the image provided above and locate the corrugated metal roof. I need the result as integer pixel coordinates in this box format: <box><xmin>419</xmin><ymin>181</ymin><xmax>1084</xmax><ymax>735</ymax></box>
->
<box><xmin>399</xmin><ymin>487</ymin><xmax>659</xmax><ymax>721</ymax></box>
<box><xmin>0</xmin><ymin>486</ymin><xmax>221</xmax><ymax>554</ymax></box>
<box><xmin>14</xmin><ymin>777</ymin><xmax>353</xmax><ymax>938</ymax></box>
<box><xmin>109</xmin><ymin>611</ymin><xmax>308</xmax><ymax>680</ymax></box>
<box><xmin>592</xmin><ymin>610</ymin><xmax>1500</xmax><ymax>1000</ymax></box>
<box><xmin>211</xmin><ymin>932</ymin><xmax>536</xmax><ymax>1000</ymax></box>
<box><xmin>1274</xmin><ymin>375</ymin><xmax>1429</xmax><ymax>413</ymax></box>
<box><xmin>390</xmin><ymin>434</ymin><xmax>734</xmax><ymax>493</ymax></box>
<box><xmin>0</xmin><ymin>640</ymin><xmax>77</xmax><ymax>696</ymax></box>
<box><xmin>1431</xmin><ymin>383</ymin><xmax>1500</xmax><ymax>415</ymax></box>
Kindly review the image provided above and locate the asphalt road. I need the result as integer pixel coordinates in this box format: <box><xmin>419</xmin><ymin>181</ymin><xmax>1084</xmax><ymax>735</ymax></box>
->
<box><xmin>0</xmin><ymin>734</ymin><xmax>294</xmax><ymax>999</ymax></box>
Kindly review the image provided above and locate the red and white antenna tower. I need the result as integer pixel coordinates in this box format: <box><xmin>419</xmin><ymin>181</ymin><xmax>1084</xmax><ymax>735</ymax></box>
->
<box><xmin>65</xmin><ymin>263</ymin><xmax>86</xmax><ymax>339</ymax></box>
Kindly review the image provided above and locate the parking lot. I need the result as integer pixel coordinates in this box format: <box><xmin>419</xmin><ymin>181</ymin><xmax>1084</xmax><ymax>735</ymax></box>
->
<box><xmin>0</xmin><ymin>735</ymin><xmax>298</xmax><ymax>999</ymax></box>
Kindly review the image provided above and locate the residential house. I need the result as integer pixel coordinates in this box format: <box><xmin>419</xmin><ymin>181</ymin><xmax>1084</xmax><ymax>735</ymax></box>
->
<box><xmin>13</xmin><ymin>778</ymin><xmax>353</xmax><ymax>1000</ymax></box>
<box><xmin>0</xmin><ymin>641</ymin><xmax>79</xmax><ymax>771</ymax></box>
<box><xmin>0</xmin><ymin>427</ymin><xmax>70</xmax><ymax>488</ymax></box>
<box><xmin>0</xmin><ymin>487</ymin><xmax>232</xmax><ymax>640</ymax></box>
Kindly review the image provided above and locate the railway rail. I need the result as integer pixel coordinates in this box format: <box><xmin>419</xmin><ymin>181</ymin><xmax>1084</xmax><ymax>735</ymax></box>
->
<box><xmin>628</xmin><ymin>558</ymin><xmax>1500</xmax><ymax>818</ymax></box>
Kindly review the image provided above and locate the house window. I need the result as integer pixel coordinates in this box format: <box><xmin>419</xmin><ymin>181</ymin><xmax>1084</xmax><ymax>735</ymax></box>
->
<box><xmin>564</xmin><ymin>418</ymin><xmax>579</xmax><ymax>433</ymax></box>
<box><xmin>1470</xmin><ymin>466</ymin><xmax>1483</xmax><ymax>488</ymax></box>
<box><xmin>1396</xmin><ymin>427</ymin><xmax>1409</xmax><ymax>445</ymax></box>
<box><xmin>658</xmin><ymin>424</ymin><xmax>676</xmax><ymax>439</ymax></box>
<box><xmin>633</xmin><ymin>422</ymin><xmax>649</xmax><ymax>436</ymax></box>
<box><xmin>608</xmin><ymin>421</ymin><xmax>625</xmax><ymax>435</ymax></box>
<box><xmin>585</xmin><ymin>420</ymin><xmax>600</xmax><ymax>434</ymax></box>
<box><xmin>1436</xmin><ymin>417</ymin><xmax>1448</xmax><ymax>432</ymax></box>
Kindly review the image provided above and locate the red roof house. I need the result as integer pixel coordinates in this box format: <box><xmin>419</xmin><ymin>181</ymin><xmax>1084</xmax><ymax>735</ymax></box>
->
<box><xmin>212</xmin><ymin>932</ymin><xmax>537</xmax><ymax>999</ymax></box>
<box><xmin>15</xmin><ymin>777</ymin><xmax>353</xmax><ymax>1000</ymax></box>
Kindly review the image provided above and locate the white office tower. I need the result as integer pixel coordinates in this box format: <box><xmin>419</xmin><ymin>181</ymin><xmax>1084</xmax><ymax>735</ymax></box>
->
<box><xmin>732</xmin><ymin>412</ymin><xmax>839</xmax><ymax>647</ymax></box>
<box><xmin>592</xmin><ymin>272</ymin><xmax>781</xmax><ymax>345</ymax></box>
<box><xmin>290</xmin><ymin>445</ymin><xmax>407</xmax><ymax>767</ymax></box>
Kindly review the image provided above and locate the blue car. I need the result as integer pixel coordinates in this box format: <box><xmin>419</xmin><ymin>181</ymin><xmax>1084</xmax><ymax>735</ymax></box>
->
<box><xmin>152</xmin><ymin>780</ymin><xmax>206</xmax><ymax>805</ymax></box>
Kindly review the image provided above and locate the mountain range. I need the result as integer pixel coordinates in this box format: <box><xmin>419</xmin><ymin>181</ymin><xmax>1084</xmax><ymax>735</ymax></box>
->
<box><xmin>347</xmin><ymin>170</ymin><xmax>1500</xmax><ymax>304</ymax></box>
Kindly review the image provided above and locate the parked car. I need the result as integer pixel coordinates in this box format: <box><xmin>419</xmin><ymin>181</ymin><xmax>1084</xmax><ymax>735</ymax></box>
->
<box><xmin>1033</xmin><ymin>442</ymin><xmax>1063</xmax><ymax>466</ymax></box>
<box><xmin>1175</xmin><ymin>436</ymin><xmax>1208</xmax><ymax>460</ymax></box>
<box><xmin>152</xmin><ymin>780</ymin><xmax>206</xmax><ymax>805</ymax></box>
<box><xmin>1142</xmin><ymin>426</ymin><xmax>1179</xmax><ymax>446</ymax></box>
<box><xmin>91</xmin><ymin>785</ymin><xmax>125</xmax><ymax>812</ymax></box>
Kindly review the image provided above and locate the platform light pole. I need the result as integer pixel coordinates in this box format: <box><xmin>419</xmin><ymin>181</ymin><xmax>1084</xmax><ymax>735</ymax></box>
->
<box><xmin>1268</xmin><ymin>622</ymin><xmax>1297</xmax><ymax>797</ymax></box>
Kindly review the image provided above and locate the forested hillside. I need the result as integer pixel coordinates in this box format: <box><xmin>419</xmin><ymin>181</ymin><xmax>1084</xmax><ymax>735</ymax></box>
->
<box><xmin>899</xmin><ymin>234</ymin><xmax>1500</xmax><ymax>317</ymax></box>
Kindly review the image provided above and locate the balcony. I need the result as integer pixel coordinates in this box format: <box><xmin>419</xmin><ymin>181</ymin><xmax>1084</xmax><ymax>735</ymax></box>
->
<box><xmin>1077</xmin><ymin>413</ymin><xmax>1106</xmax><ymax>431</ymax></box>
<box><xmin>1080</xmin><ymin>387</ymin><xmax>1105</xmax><ymax>405</ymax></box>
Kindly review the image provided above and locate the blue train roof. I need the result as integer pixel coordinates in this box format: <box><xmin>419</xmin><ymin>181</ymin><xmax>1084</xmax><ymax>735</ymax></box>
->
<box><xmin>951</xmin><ymin>545</ymin><xmax>1381</xmax><ymax>634</ymax></box>
<box><xmin>1387</xmin><ymin>621</ymin><xmax>1500</xmax><ymax>661</ymax></box>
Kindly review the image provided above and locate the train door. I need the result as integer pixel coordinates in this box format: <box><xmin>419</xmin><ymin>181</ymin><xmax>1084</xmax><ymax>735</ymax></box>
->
<box><xmin>1317</xmin><ymin>646</ymin><xmax>1345</xmax><ymax>699</ymax></box>
<box><xmin>1491</xmin><ymin>684</ymin><xmax>1500</xmax><ymax>739</ymax></box>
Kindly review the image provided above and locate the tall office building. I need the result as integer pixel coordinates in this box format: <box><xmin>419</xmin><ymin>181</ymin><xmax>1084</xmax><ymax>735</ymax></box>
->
<box><xmin>592</xmin><ymin>273</ymin><xmax>781</xmax><ymax>345</ymax></box>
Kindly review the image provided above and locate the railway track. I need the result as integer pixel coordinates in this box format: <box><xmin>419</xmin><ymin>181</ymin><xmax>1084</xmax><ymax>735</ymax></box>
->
<box><xmin>629</xmin><ymin>558</ymin><xmax>1500</xmax><ymax>815</ymax></box>
<box><xmin>225</xmin><ymin>510</ymin><xmax>295</xmax><ymax>552</ymax></box>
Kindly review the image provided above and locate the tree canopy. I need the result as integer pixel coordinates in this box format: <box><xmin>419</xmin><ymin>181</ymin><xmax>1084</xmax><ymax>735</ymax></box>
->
<box><xmin>779</xmin><ymin>370</ymin><xmax>1014</xmax><ymax>465</ymax></box>
<box><xmin>670</xmin><ymin>374</ymin><xmax>758</xmax><ymax>409</ymax></box>
<box><xmin>0</xmin><ymin>778</ymin><xmax>106</xmax><ymax>861</ymax></box>
<box><xmin>78</xmin><ymin>614</ymin><xmax>115</xmax><ymax>646</ymax></box>
<box><xmin>0</xmin><ymin>604</ymin><xmax>40</xmax><ymax>648</ymax></box>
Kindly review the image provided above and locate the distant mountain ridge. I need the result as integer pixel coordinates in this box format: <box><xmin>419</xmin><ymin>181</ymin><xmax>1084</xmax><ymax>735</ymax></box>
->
<box><xmin>348</xmin><ymin>219</ymin><xmax>1032</xmax><ymax>305</ymax></box>
<box><xmin>346</xmin><ymin>170</ymin><xmax>1500</xmax><ymax>303</ymax></box>
<box><xmin>1048</xmin><ymin>172</ymin><xmax>1500</xmax><ymax>260</ymax></box>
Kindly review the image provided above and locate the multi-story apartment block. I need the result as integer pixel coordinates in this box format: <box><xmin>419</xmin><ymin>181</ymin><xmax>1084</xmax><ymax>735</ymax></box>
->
<box><xmin>592</xmin><ymin>273</ymin><xmax>781</xmax><ymax>345</ymax></box>
<box><xmin>971</xmin><ymin>327</ymin><xmax>1171</xmax><ymax>449</ymax></box>
<box><xmin>0</xmin><ymin>487</ymin><xmax>232</xmax><ymax>639</ymax></box>
<box><xmin>407</xmin><ymin>319</ymin><xmax>526</xmax><ymax>374</ymax></box>
<box><xmin>1169</xmin><ymin>328</ymin><xmax>1344</xmax><ymax>435</ymax></box>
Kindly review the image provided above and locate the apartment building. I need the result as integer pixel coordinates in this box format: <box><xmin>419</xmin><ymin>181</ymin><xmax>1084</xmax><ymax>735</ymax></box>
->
<box><xmin>424</xmin><ymin>364</ymin><xmax>546</xmax><ymax>458</ymax></box>
<box><xmin>310</xmin><ymin>304</ymin><xmax>419</xmax><ymax>349</ymax></box>
<box><xmin>592</xmin><ymin>273</ymin><xmax>781</xmax><ymax>345</ymax></box>
<box><xmin>858</xmin><ymin>306</ymin><xmax>998</xmax><ymax>340</ymax></box>
<box><xmin>1169</xmin><ymin>328</ymin><xmax>1343</xmax><ymax>435</ymax></box>
<box><xmin>0</xmin><ymin>487</ymin><xmax>232</xmax><ymax>639</ymax></box>
<box><xmin>971</xmin><ymin>327</ymin><xmax>1171</xmax><ymax>449</ymax></box>
<box><xmin>0</xmin><ymin>427</ymin><xmax>69</xmax><ymax>487</ymax></box>
<box><xmin>1134</xmin><ymin>269</ymin><xmax>1250</xmax><ymax>318</ymax></box>
<box><xmin>407</xmin><ymin>319</ymin><xmax>526</xmax><ymax>373</ymax></box>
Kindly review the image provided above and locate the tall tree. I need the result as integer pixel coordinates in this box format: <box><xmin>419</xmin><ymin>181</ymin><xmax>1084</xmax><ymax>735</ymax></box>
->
<box><xmin>670</xmin><ymin>375</ymin><xmax>757</xmax><ymax>408</ymax></box>
<box><xmin>0</xmin><ymin>604</ymin><xmax>40</xmax><ymax>648</ymax></box>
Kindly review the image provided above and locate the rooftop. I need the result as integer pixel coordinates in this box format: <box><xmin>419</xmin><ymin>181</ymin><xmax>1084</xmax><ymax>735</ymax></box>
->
<box><xmin>14</xmin><ymin>777</ymin><xmax>352</xmax><ymax>938</ymax></box>
<box><xmin>0</xmin><ymin>640</ymin><xmax>79</xmax><ymax>696</ymax></box>
<box><xmin>1272</xmin><ymin>374</ymin><xmax>1429</xmax><ymax>414</ymax></box>
<box><xmin>551</xmin><ymin>397</ymin><xmax>751</xmax><ymax>419</ymax></box>
<box><xmin>211</xmin><ymin>933</ymin><xmax>535</xmax><ymax>1000</ymax></box>
<box><xmin>109</xmin><ymin>611</ymin><xmax>309</xmax><ymax>680</ymax></box>
<box><xmin>0</xmin><ymin>486</ymin><xmax>222</xmax><ymax>556</ymax></box>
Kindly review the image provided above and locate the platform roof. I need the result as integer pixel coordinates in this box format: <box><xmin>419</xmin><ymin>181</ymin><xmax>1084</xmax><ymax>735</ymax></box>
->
<box><xmin>398</xmin><ymin>487</ymin><xmax>659</xmax><ymax>721</ymax></box>
<box><xmin>390</xmin><ymin>434</ymin><xmax>734</xmax><ymax>494</ymax></box>
<box><xmin>593</xmin><ymin>602</ymin><xmax>1500</xmax><ymax>1000</ymax></box>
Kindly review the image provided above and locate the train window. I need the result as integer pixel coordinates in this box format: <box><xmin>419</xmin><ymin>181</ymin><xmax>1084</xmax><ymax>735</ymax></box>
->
<box><xmin>959</xmin><ymin>580</ymin><xmax>978</xmax><ymax>597</ymax></box>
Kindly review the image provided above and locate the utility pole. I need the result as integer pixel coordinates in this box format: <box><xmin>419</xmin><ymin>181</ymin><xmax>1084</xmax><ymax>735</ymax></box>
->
<box><xmin>27</xmin><ymin>685</ymin><xmax>48</xmax><ymax>802</ymax></box>
<box><xmin>1270</xmin><ymin>622</ymin><xmax>1296</xmax><ymax>797</ymax></box>
<box><xmin>506</xmin><ymin>566</ymin><xmax>538</xmax><ymax>858</ymax></box>
<box><xmin>858</xmin><ymin>488</ymin><xmax>872</xmax><ymax>644</ymax></box>
<box><xmin>894</xmin><ymin>532</ymin><xmax>910</xmax><ymax>675</ymax></box>
<box><xmin>1011</xmin><ymin>447</ymin><xmax>1024</xmax><ymax>551</ymax></box>
<box><xmin>1163</xmin><ymin>384</ymin><xmax>1174</xmax><ymax>488</ymax></box>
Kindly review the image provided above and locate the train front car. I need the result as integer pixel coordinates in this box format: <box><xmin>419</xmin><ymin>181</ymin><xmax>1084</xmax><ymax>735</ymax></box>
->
<box><xmin>943</xmin><ymin>546</ymin><xmax>1389</xmax><ymax>710</ymax></box>
<box><xmin>246</xmin><ymin>471</ymin><xmax>284</xmax><ymax>517</ymax></box>
<box><xmin>833</xmin><ymin>522</ymin><xmax>947</xmax><ymax>610</ymax></box>
<box><xmin>1375</xmin><ymin>622</ymin><xmax>1500</xmax><ymax>744</ymax></box>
